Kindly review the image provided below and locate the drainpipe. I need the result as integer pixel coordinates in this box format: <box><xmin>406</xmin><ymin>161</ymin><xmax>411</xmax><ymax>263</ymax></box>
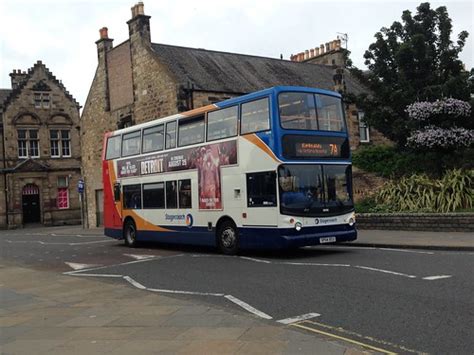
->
<box><xmin>1</xmin><ymin>117</ymin><xmax>9</xmax><ymax>226</ymax></box>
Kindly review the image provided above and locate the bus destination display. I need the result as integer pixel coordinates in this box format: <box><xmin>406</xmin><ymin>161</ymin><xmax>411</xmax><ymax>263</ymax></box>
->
<box><xmin>295</xmin><ymin>142</ymin><xmax>339</xmax><ymax>157</ymax></box>
<box><xmin>282</xmin><ymin>135</ymin><xmax>349</xmax><ymax>159</ymax></box>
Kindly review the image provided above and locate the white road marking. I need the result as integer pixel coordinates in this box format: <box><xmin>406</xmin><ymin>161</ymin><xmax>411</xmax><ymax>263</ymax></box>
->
<box><xmin>422</xmin><ymin>275</ymin><xmax>452</xmax><ymax>281</ymax></box>
<box><xmin>65</xmin><ymin>262</ymin><xmax>100</xmax><ymax>270</ymax></box>
<box><xmin>123</xmin><ymin>275</ymin><xmax>147</xmax><ymax>289</ymax></box>
<box><xmin>147</xmin><ymin>287</ymin><xmax>224</xmax><ymax>297</ymax></box>
<box><xmin>277</xmin><ymin>312</ymin><xmax>321</xmax><ymax>324</ymax></box>
<box><xmin>224</xmin><ymin>295</ymin><xmax>273</xmax><ymax>319</ymax></box>
<box><xmin>124</xmin><ymin>253</ymin><xmax>156</xmax><ymax>260</ymax></box>
<box><xmin>71</xmin><ymin>273</ymin><xmax>124</xmax><ymax>278</ymax></box>
<box><xmin>63</xmin><ymin>254</ymin><xmax>184</xmax><ymax>275</ymax></box>
<box><xmin>6</xmin><ymin>239</ymin><xmax>115</xmax><ymax>246</ymax></box>
<box><xmin>282</xmin><ymin>262</ymin><xmax>351</xmax><ymax>267</ymax></box>
<box><xmin>354</xmin><ymin>265</ymin><xmax>417</xmax><ymax>279</ymax></box>
<box><xmin>240</xmin><ymin>256</ymin><xmax>272</xmax><ymax>264</ymax></box>
<box><xmin>379</xmin><ymin>248</ymin><xmax>434</xmax><ymax>255</ymax></box>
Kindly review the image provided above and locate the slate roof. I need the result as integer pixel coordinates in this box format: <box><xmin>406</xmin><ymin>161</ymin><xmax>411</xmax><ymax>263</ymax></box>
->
<box><xmin>151</xmin><ymin>43</ymin><xmax>367</xmax><ymax>95</ymax></box>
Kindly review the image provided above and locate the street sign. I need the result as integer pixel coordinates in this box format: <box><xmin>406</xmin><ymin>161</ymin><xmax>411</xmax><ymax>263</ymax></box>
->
<box><xmin>77</xmin><ymin>179</ymin><xmax>85</xmax><ymax>194</ymax></box>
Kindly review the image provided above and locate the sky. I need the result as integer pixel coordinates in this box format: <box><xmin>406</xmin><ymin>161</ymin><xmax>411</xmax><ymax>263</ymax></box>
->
<box><xmin>0</xmin><ymin>0</ymin><xmax>472</xmax><ymax>108</ymax></box>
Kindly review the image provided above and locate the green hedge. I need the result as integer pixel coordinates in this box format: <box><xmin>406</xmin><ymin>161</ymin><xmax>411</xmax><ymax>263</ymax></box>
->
<box><xmin>352</xmin><ymin>145</ymin><xmax>474</xmax><ymax>178</ymax></box>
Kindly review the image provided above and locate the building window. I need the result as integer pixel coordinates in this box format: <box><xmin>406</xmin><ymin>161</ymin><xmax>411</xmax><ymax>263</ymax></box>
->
<box><xmin>34</xmin><ymin>92</ymin><xmax>50</xmax><ymax>108</ymax></box>
<box><xmin>57</xmin><ymin>177</ymin><xmax>69</xmax><ymax>209</ymax></box>
<box><xmin>18</xmin><ymin>129</ymin><xmax>39</xmax><ymax>158</ymax></box>
<box><xmin>50</xmin><ymin>130</ymin><xmax>71</xmax><ymax>157</ymax></box>
<box><xmin>358</xmin><ymin>112</ymin><xmax>370</xmax><ymax>143</ymax></box>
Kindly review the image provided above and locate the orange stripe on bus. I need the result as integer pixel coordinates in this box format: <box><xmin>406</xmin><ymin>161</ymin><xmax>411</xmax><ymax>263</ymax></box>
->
<box><xmin>180</xmin><ymin>104</ymin><xmax>218</xmax><ymax>117</ymax></box>
<box><xmin>123</xmin><ymin>211</ymin><xmax>174</xmax><ymax>232</ymax></box>
<box><xmin>242</xmin><ymin>134</ymin><xmax>281</xmax><ymax>163</ymax></box>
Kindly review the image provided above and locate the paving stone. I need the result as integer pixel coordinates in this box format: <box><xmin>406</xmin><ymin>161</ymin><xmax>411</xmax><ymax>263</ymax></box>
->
<box><xmin>175</xmin><ymin>326</ymin><xmax>247</xmax><ymax>340</ymax></box>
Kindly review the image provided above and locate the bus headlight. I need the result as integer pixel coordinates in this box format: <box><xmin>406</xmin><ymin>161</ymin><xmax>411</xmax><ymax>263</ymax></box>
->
<box><xmin>347</xmin><ymin>212</ymin><xmax>356</xmax><ymax>226</ymax></box>
<box><xmin>295</xmin><ymin>222</ymin><xmax>303</xmax><ymax>231</ymax></box>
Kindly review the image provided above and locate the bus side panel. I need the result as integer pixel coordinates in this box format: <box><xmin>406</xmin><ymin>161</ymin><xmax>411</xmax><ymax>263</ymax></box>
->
<box><xmin>136</xmin><ymin>227</ymin><xmax>215</xmax><ymax>247</ymax></box>
<box><xmin>103</xmin><ymin>160</ymin><xmax>123</xmax><ymax>239</ymax></box>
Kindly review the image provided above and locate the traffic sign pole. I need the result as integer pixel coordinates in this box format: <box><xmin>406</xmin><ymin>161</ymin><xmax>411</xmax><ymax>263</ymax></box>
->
<box><xmin>78</xmin><ymin>179</ymin><xmax>85</xmax><ymax>228</ymax></box>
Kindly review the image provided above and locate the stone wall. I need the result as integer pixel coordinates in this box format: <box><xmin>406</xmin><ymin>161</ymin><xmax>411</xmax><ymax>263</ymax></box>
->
<box><xmin>356</xmin><ymin>213</ymin><xmax>474</xmax><ymax>232</ymax></box>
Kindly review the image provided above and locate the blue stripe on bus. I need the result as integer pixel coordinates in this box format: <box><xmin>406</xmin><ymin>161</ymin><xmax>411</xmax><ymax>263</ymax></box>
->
<box><xmin>105</xmin><ymin>224</ymin><xmax>357</xmax><ymax>249</ymax></box>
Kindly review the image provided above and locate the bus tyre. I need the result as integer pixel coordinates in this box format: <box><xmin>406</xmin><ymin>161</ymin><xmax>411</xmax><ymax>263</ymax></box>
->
<box><xmin>217</xmin><ymin>221</ymin><xmax>239</xmax><ymax>255</ymax></box>
<box><xmin>124</xmin><ymin>220</ymin><xmax>138</xmax><ymax>247</ymax></box>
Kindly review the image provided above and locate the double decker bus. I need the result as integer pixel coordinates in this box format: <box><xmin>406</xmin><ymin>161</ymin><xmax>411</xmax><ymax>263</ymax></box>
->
<box><xmin>102</xmin><ymin>86</ymin><xmax>356</xmax><ymax>254</ymax></box>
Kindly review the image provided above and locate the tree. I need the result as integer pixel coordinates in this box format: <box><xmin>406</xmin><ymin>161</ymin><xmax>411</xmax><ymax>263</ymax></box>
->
<box><xmin>349</xmin><ymin>2</ymin><xmax>472</xmax><ymax>147</ymax></box>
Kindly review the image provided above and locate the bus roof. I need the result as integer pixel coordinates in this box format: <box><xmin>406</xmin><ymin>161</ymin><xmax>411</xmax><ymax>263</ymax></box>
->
<box><xmin>106</xmin><ymin>86</ymin><xmax>342</xmax><ymax>136</ymax></box>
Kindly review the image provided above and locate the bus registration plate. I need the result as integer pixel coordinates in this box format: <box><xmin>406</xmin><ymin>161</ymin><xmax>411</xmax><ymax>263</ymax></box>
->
<box><xmin>320</xmin><ymin>236</ymin><xmax>336</xmax><ymax>244</ymax></box>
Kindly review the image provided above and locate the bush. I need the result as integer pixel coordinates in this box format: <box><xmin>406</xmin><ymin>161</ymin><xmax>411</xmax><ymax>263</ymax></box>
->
<box><xmin>352</xmin><ymin>145</ymin><xmax>421</xmax><ymax>177</ymax></box>
<box><xmin>355</xmin><ymin>197</ymin><xmax>394</xmax><ymax>213</ymax></box>
<box><xmin>375</xmin><ymin>169</ymin><xmax>474</xmax><ymax>212</ymax></box>
<box><xmin>352</xmin><ymin>145</ymin><xmax>474</xmax><ymax>177</ymax></box>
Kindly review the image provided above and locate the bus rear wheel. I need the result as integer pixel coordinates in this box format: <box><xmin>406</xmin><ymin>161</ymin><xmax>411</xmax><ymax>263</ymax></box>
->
<box><xmin>217</xmin><ymin>221</ymin><xmax>239</xmax><ymax>255</ymax></box>
<box><xmin>124</xmin><ymin>220</ymin><xmax>138</xmax><ymax>247</ymax></box>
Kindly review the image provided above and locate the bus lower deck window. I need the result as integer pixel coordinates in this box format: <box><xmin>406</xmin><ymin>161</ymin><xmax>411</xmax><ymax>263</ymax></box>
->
<box><xmin>123</xmin><ymin>184</ymin><xmax>142</xmax><ymax>209</ymax></box>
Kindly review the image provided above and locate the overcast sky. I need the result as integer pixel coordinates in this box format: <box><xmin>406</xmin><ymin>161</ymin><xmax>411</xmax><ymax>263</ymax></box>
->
<box><xmin>0</xmin><ymin>0</ymin><xmax>472</xmax><ymax>108</ymax></box>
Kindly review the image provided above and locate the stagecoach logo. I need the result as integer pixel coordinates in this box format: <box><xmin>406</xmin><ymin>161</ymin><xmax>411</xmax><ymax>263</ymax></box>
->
<box><xmin>185</xmin><ymin>214</ymin><xmax>193</xmax><ymax>228</ymax></box>
<box><xmin>165</xmin><ymin>214</ymin><xmax>185</xmax><ymax>222</ymax></box>
<box><xmin>315</xmin><ymin>217</ymin><xmax>338</xmax><ymax>225</ymax></box>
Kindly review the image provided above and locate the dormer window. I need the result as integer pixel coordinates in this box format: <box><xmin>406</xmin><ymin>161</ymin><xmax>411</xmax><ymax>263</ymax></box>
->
<box><xmin>34</xmin><ymin>92</ymin><xmax>50</xmax><ymax>108</ymax></box>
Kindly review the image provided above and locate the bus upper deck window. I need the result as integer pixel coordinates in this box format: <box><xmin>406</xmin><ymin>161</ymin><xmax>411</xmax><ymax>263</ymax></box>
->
<box><xmin>105</xmin><ymin>136</ymin><xmax>121</xmax><ymax>160</ymax></box>
<box><xmin>316</xmin><ymin>94</ymin><xmax>345</xmax><ymax>132</ymax></box>
<box><xmin>166</xmin><ymin>121</ymin><xmax>177</xmax><ymax>149</ymax></box>
<box><xmin>241</xmin><ymin>98</ymin><xmax>270</xmax><ymax>134</ymax></box>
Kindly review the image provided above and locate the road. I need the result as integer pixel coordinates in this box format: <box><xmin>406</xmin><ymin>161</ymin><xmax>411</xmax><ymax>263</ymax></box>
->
<box><xmin>1</xmin><ymin>227</ymin><xmax>473</xmax><ymax>354</ymax></box>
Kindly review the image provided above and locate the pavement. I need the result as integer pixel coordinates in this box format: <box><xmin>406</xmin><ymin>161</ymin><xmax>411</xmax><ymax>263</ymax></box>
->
<box><xmin>355</xmin><ymin>229</ymin><xmax>474</xmax><ymax>251</ymax></box>
<box><xmin>1</xmin><ymin>225</ymin><xmax>473</xmax><ymax>354</ymax></box>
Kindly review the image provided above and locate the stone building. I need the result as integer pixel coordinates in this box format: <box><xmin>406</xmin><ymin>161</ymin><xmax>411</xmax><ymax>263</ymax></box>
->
<box><xmin>0</xmin><ymin>61</ymin><xmax>82</xmax><ymax>228</ymax></box>
<box><xmin>81</xmin><ymin>2</ymin><xmax>389</xmax><ymax>228</ymax></box>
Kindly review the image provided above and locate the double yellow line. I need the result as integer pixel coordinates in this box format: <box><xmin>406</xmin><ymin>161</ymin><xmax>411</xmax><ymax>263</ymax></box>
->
<box><xmin>291</xmin><ymin>320</ymin><xmax>419</xmax><ymax>354</ymax></box>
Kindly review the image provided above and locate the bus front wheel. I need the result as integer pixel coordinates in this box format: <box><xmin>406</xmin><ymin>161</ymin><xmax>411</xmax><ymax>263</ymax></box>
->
<box><xmin>124</xmin><ymin>220</ymin><xmax>138</xmax><ymax>247</ymax></box>
<box><xmin>217</xmin><ymin>220</ymin><xmax>239</xmax><ymax>255</ymax></box>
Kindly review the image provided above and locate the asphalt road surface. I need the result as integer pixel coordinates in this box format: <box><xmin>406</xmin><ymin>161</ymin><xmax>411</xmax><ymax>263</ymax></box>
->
<box><xmin>1</xmin><ymin>228</ymin><xmax>473</xmax><ymax>354</ymax></box>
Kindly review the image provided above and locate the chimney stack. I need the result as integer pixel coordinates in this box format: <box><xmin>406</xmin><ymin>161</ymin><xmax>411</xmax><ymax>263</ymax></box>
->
<box><xmin>128</xmin><ymin>2</ymin><xmax>151</xmax><ymax>45</ymax></box>
<box><xmin>10</xmin><ymin>68</ymin><xmax>29</xmax><ymax>90</ymax></box>
<box><xmin>99</xmin><ymin>27</ymin><xmax>109</xmax><ymax>39</ymax></box>
<box><xmin>95</xmin><ymin>27</ymin><xmax>114</xmax><ymax>63</ymax></box>
<box><xmin>290</xmin><ymin>38</ymin><xmax>344</xmax><ymax>63</ymax></box>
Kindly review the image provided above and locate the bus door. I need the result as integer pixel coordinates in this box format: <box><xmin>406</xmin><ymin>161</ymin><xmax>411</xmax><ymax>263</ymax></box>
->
<box><xmin>111</xmin><ymin>182</ymin><xmax>123</xmax><ymax>229</ymax></box>
<box><xmin>243</xmin><ymin>171</ymin><xmax>278</xmax><ymax>227</ymax></box>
